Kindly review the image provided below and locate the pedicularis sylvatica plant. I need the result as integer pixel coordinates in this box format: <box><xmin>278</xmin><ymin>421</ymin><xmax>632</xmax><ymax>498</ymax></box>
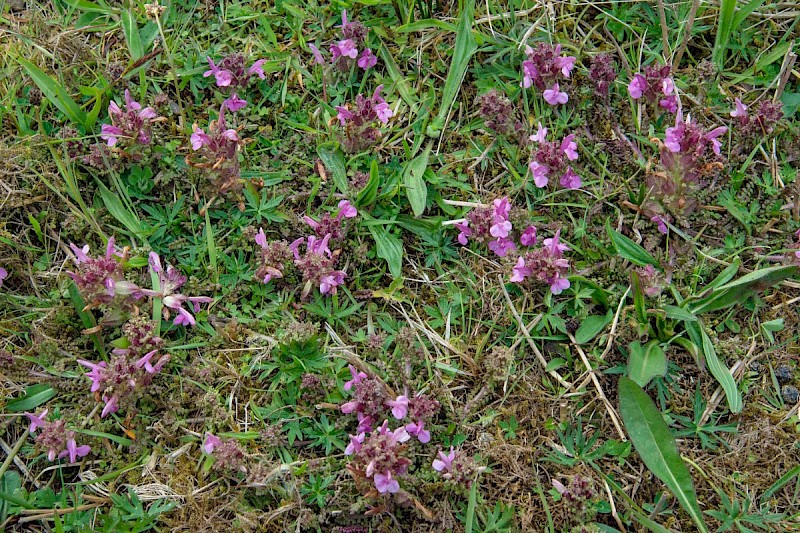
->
<box><xmin>4</xmin><ymin>1</ymin><xmax>799</xmax><ymax>531</ymax></box>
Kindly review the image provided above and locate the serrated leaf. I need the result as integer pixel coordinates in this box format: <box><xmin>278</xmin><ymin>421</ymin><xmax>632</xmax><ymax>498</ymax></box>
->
<box><xmin>627</xmin><ymin>341</ymin><xmax>667</xmax><ymax>388</ymax></box>
<box><xmin>403</xmin><ymin>143</ymin><xmax>431</xmax><ymax>217</ymax></box>
<box><xmin>6</xmin><ymin>384</ymin><xmax>56</xmax><ymax>412</ymax></box>
<box><xmin>316</xmin><ymin>143</ymin><xmax>348</xmax><ymax>194</ymax></box>
<box><xmin>607</xmin><ymin>225</ymin><xmax>658</xmax><ymax>267</ymax></box>
<box><xmin>619</xmin><ymin>377</ymin><xmax>709</xmax><ymax>533</ymax></box>
<box><xmin>17</xmin><ymin>58</ymin><xmax>87</xmax><ymax>128</ymax></box>
<box><xmin>574</xmin><ymin>311</ymin><xmax>612</xmax><ymax>344</ymax></box>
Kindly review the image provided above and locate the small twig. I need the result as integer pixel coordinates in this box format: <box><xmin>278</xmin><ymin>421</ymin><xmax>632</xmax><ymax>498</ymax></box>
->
<box><xmin>672</xmin><ymin>0</ymin><xmax>701</xmax><ymax>68</ymax></box>
<box><xmin>0</xmin><ymin>427</ymin><xmax>30</xmax><ymax>483</ymax></box>
<box><xmin>656</xmin><ymin>0</ymin><xmax>670</xmax><ymax>61</ymax></box>
<box><xmin>603</xmin><ymin>478</ymin><xmax>627</xmax><ymax>532</ymax></box>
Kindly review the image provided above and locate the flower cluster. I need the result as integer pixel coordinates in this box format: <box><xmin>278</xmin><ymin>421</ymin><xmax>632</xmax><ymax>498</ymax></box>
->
<box><xmin>635</xmin><ymin>264</ymin><xmax>666</xmax><ymax>298</ymax></box>
<box><xmin>455</xmin><ymin>197</ymin><xmax>518</xmax><ymax>257</ymax></box>
<box><xmin>341</xmin><ymin>365</ymin><xmax>390</xmax><ymax>433</ymax></box>
<box><xmin>345</xmin><ymin>420</ymin><xmax>412</xmax><ymax>494</ymax></box>
<box><xmin>100</xmin><ymin>90</ymin><xmax>160</xmax><ymax>149</ymax></box>
<box><xmin>510</xmin><ymin>229</ymin><xmax>571</xmax><ymax>294</ymax></box>
<box><xmin>188</xmin><ymin>107</ymin><xmax>243</xmax><ymax>195</ymax></box>
<box><xmin>628</xmin><ymin>62</ymin><xmax>677</xmax><ymax>113</ymax></box>
<box><xmin>520</xmin><ymin>42</ymin><xmax>576</xmax><ymax>106</ymax></box>
<box><xmin>202</xmin><ymin>432</ymin><xmax>247</xmax><ymax>473</ymax></box>
<box><xmin>528</xmin><ymin>123</ymin><xmax>582</xmax><ymax>190</ymax></box>
<box><xmin>385</xmin><ymin>392</ymin><xmax>440</xmax><ymax>444</ymax></box>
<box><xmin>432</xmin><ymin>447</ymin><xmax>482</xmax><ymax>487</ymax></box>
<box><xmin>139</xmin><ymin>253</ymin><xmax>213</xmax><ymax>327</ymax></box>
<box><xmin>588</xmin><ymin>53</ymin><xmax>618</xmax><ymax>98</ymax></box>
<box><xmin>476</xmin><ymin>90</ymin><xmax>521</xmax><ymax>134</ymax></box>
<box><xmin>335</xmin><ymin>85</ymin><xmax>393</xmax><ymax>153</ymax></box>
<box><xmin>309</xmin><ymin>10</ymin><xmax>377</xmax><ymax>71</ymax></box>
<box><xmin>67</xmin><ymin>238</ymin><xmax>139</xmax><ymax>308</ymax></box>
<box><xmin>730</xmin><ymin>97</ymin><xmax>784</xmax><ymax>138</ymax></box>
<box><xmin>25</xmin><ymin>410</ymin><xmax>90</xmax><ymax>464</ymax></box>
<box><xmin>254</xmin><ymin>201</ymin><xmax>357</xmax><ymax>297</ymax></box>
<box><xmin>203</xmin><ymin>54</ymin><xmax>266</xmax><ymax>112</ymax></box>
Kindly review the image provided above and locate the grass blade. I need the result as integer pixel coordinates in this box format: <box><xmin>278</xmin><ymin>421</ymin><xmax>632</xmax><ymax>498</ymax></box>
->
<box><xmin>17</xmin><ymin>58</ymin><xmax>87</xmax><ymax>128</ymax></box>
<box><xmin>607</xmin><ymin>225</ymin><xmax>659</xmax><ymax>267</ymax></box>
<box><xmin>426</xmin><ymin>0</ymin><xmax>477</xmax><ymax>137</ymax></box>
<box><xmin>713</xmin><ymin>0</ymin><xmax>737</xmax><ymax>69</ymax></box>
<box><xmin>619</xmin><ymin>376</ymin><xmax>709</xmax><ymax>532</ymax></box>
<box><xmin>121</xmin><ymin>8</ymin><xmax>144</xmax><ymax>60</ymax></box>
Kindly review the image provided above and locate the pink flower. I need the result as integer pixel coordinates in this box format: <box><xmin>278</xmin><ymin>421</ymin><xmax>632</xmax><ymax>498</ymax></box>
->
<box><xmin>190</xmin><ymin>125</ymin><xmax>212</xmax><ymax>150</ymax></box>
<box><xmin>705</xmin><ymin>126</ymin><xmax>728</xmax><ymax>155</ymax></box>
<box><xmin>134</xmin><ymin>350</ymin><xmax>159</xmax><ymax>374</ymax></box>
<box><xmin>223</xmin><ymin>93</ymin><xmax>247</xmax><ymax>112</ymax></box>
<box><xmin>520</xmin><ymin>226</ymin><xmax>537</xmax><ymax>246</ymax></box>
<box><xmin>387</xmin><ymin>395</ymin><xmax>409</xmax><ymax>419</ymax></box>
<box><xmin>488</xmin><ymin>237</ymin><xmax>516</xmax><ymax>257</ymax></box>
<box><xmin>560</xmin><ymin>134</ymin><xmax>579</xmax><ymax>161</ymax></box>
<box><xmin>549</xmin><ymin>275</ymin><xmax>570</xmax><ymax>295</ymax></box>
<box><xmin>203</xmin><ymin>432</ymin><xmax>222</xmax><ymax>453</ymax></box>
<box><xmin>455</xmin><ymin>221</ymin><xmax>471</xmax><ymax>245</ymax></box>
<box><xmin>510</xmin><ymin>257</ymin><xmax>531</xmax><ymax>283</ymax></box>
<box><xmin>59</xmin><ymin>438</ymin><xmax>90</xmax><ymax>464</ymax></box>
<box><xmin>309</xmin><ymin>44</ymin><xmax>325</xmax><ymax>65</ymax></box>
<box><xmin>357</xmin><ymin>48</ymin><xmax>377</xmax><ymax>70</ymax></box>
<box><xmin>730</xmin><ymin>97</ymin><xmax>748</xmax><ymax>118</ymax></box>
<box><xmin>556</xmin><ymin>55</ymin><xmax>577</xmax><ymax>77</ymax></box>
<box><xmin>559</xmin><ymin>167</ymin><xmax>582</xmax><ymax>189</ymax></box>
<box><xmin>405</xmin><ymin>420</ymin><xmax>430</xmax><ymax>443</ymax></box>
<box><xmin>204</xmin><ymin>57</ymin><xmax>233</xmax><ymax>87</ymax></box>
<box><xmin>337</xmin><ymin>200</ymin><xmax>358</xmax><ymax>218</ymax></box>
<box><xmin>664</xmin><ymin>121</ymin><xmax>683</xmax><ymax>153</ymax></box>
<box><xmin>345</xmin><ymin>432</ymin><xmax>365</xmax><ymax>455</ymax></box>
<box><xmin>100</xmin><ymin>124</ymin><xmax>124</xmax><ymax>146</ymax></box>
<box><xmin>372</xmin><ymin>85</ymin><xmax>393</xmax><ymax>124</ymax></box>
<box><xmin>530</xmin><ymin>122</ymin><xmax>548</xmax><ymax>143</ymax></box>
<box><xmin>25</xmin><ymin>410</ymin><xmax>49</xmax><ymax>432</ymax></box>
<box><xmin>659</xmin><ymin>95</ymin><xmax>678</xmax><ymax>113</ymax></box>
<box><xmin>77</xmin><ymin>359</ymin><xmax>108</xmax><ymax>392</ymax></box>
<box><xmin>433</xmin><ymin>447</ymin><xmax>456</xmax><ymax>472</ymax></box>
<box><xmin>341</xmin><ymin>400</ymin><xmax>358</xmax><ymax>414</ymax></box>
<box><xmin>247</xmin><ymin>59</ymin><xmax>267</xmax><ymax>79</ymax></box>
<box><xmin>543</xmin><ymin>83</ymin><xmax>568</xmax><ymax>105</ymax></box>
<box><xmin>331</xmin><ymin>39</ymin><xmax>358</xmax><ymax>60</ymax></box>
<box><xmin>374</xmin><ymin>471</ymin><xmax>400</xmax><ymax>493</ymax></box>
<box><xmin>529</xmin><ymin>161</ymin><xmax>550</xmax><ymax>188</ymax></box>
<box><xmin>521</xmin><ymin>60</ymin><xmax>538</xmax><ymax>88</ymax></box>
<box><xmin>544</xmin><ymin>230</ymin><xmax>569</xmax><ymax>257</ymax></box>
<box><xmin>0</xmin><ymin>267</ymin><xmax>6</xmax><ymax>287</ymax></box>
<box><xmin>319</xmin><ymin>270</ymin><xmax>346</xmax><ymax>295</ymax></box>
<box><xmin>344</xmin><ymin>365</ymin><xmax>368</xmax><ymax>391</ymax></box>
<box><xmin>335</xmin><ymin>106</ymin><xmax>355</xmax><ymax>126</ymax></box>
<box><xmin>101</xmin><ymin>395</ymin><xmax>119</xmax><ymax>418</ymax></box>
<box><xmin>490</xmin><ymin>220</ymin><xmax>512</xmax><ymax>239</ymax></box>
<box><xmin>661</xmin><ymin>77</ymin><xmax>675</xmax><ymax>95</ymax></box>
<box><xmin>651</xmin><ymin>215</ymin><xmax>668</xmax><ymax>234</ymax></box>
<box><xmin>628</xmin><ymin>74</ymin><xmax>647</xmax><ymax>99</ymax></box>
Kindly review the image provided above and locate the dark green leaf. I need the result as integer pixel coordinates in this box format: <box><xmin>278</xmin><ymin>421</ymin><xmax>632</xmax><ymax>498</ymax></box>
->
<box><xmin>607</xmin><ymin>225</ymin><xmax>658</xmax><ymax>267</ymax></box>
<box><xmin>627</xmin><ymin>341</ymin><xmax>667</xmax><ymax>388</ymax></box>
<box><xmin>6</xmin><ymin>384</ymin><xmax>56</xmax><ymax>412</ymax></box>
<box><xmin>316</xmin><ymin>143</ymin><xmax>348</xmax><ymax>194</ymax></box>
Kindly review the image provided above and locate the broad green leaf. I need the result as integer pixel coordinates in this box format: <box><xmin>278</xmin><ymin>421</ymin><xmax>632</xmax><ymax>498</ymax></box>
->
<box><xmin>684</xmin><ymin>320</ymin><xmax>742</xmax><ymax>413</ymax></box>
<box><xmin>618</xmin><ymin>377</ymin><xmax>709</xmax><ymax>533</ymax></box>
<box><xmin>699</xmin><ymin>258</ymin><xmax>740</xmax><ymax>294</ymax></box>
<box><xmin>316</xmin><ymin>142</ymin><xmax>348</xmax><ymax>194</ymax></box>
<box><xmin>403</xmin><ymin>142</ymin><xmax>431</xmax><ymax>217</ymax></box>
<box><xmin>662</xmin><ymin>304</ymin><xmax>696</xmax><ymax>322</ymax></box>
<box><xmin>356</xmin><ymin>159</ymin><xmax>380</xmax><ymax>207</ymax></box>
<box><xmin>574</xmin><ymin>311</ymin><xmax>612</xmax><ymax>344</ymax></box>
<box><xmin>627</xmin><ymin>341</ymin><xmax>667</xmax><ymax>388</ymax></box>
<box><xmin>17</xmin><ymin>58</ymin><xmax>87</xmax><ymax>127</ymax></box>
<box><xmin>426</xmin><ymin>0</ymin><xmax>477</xmax><ymax>137</ymax></box>
<box><xmin>96</xmin><ymin>181</ymin><xmax>145</xmax><ymax>239</ymax></box>
<box><xmin>6</xmin><ymin>384</ymin><xmax>56</xmax><ymax>412</ymax></box>
<box><xmin>378</xmin><ymin>41</ymin><xmax>416</xmax><ymax>109</ymax></box>
<box><xmin>368</xmin><ymin>224</ymin><xmax>403</xmax><ymax>278</ymax></box>
<box><xmin>121</xmin><ymin>9</ymin><xmax>144</xmax><ymax>60</ymax></box>
<box><xmin>607</xmin><ymin>225</ymin><xmax>659</xmax><ymax>267</ymax></box>
<box><xmin>690</xmin><ymin>265</ymin><xmax>798</xmax><ymax>315</ymax></box>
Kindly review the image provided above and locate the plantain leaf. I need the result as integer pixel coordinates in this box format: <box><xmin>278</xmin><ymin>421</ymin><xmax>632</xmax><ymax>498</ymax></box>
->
<box><xmin>367</xmin><ymin>224</ymin><xmax>403</xmax><ymax>278</ymax></box>
<box><xmin>574</xmin><ymin>311</ymin><xmax>613</xmax><ymax>344</ymax></box>
<box><xmin>6</xmin><ymin>384</ymin><xmax>56</xmax><ymax>412</ymax></box>
<box><xmin>607</xmin><ymin>225</ymin><xmax>659</xmax><ymax>267</ymax></box>
<box><xmin>121</xmin><ymin>9</ymin><xmax>144</xmax><ymax>60</ymax></box>
<box><xmin>684</xmin><ymin>320</ymin><xmax>742</xmax><ymax>413</ymax></box>
<box><xmin>689</xmin><ymin>265</ymin><xmax>798</xmax><ymax>315</ymax></box>
<box><xmin>619</xmin><ymin>377</ymin><xmax>709</xmax><ymax>533</ymax></box>
<box><xmin>316</xmin><ymin>142</ymin><xmax>348</xmax><ymax>195</ymax></box>
<box><xmin>403</xmin><ymin>142</ymin><xmax>431</xmax><ymax>217</ymax></box>
<box><xmin>627</xmin><ymin>341</ymin><xmax>667</xmax><ymax>388</ymax></box>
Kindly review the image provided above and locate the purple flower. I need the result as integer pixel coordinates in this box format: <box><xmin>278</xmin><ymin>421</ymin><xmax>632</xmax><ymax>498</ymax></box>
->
<box><xmin>25</xmin><ymin>409</ymin><xmax>49</xmax><ymax>432</ymax></box>
<box><xmin>223</xmin><ymin>93</ymin><xmax>247</xmax><ymax>112</ymax></box>
<box><xmin>659</xmin><ymin>95</ymin><xmax>678</xmax><ymax>113</ymax></box>
<box><xmin>100</xmin><ymin>90</ymin><xmax>158</xmax><ymax>148</ymax></box>
<box><xmin>549</xmin><ymin>275</ymin><xmax>570</xmax><ymax>295</ymax></box>
<box><xmin>730</xmin><ymin>97</ymin><xmax>748</xmax><ymax>119</ymax></box>
<box><xmin>556</xmin><ymin>54</ymin><xmax>577</xmax><ymax>77</ymax></box>
<box><xmin>664</xmin><ymin>121</ymin><xmax>683</xmax><ymax>153</ymax></box>
<box><xmin>705</xmin><ymin>126</ymin><xmax>728</xmax><ymax>155</ymax></box>
<box><xmin>61</xmin><ymin>438</ymin><xmax>91</xmax><ymax>464</ymax></box>
<box><xmin>488</xmin><ymin>237</ymin><xmax>516</xmax><ymax>257</ymax></box>
<box><xmin>344</xmin><ymin>365</ymin><xmax>368</xmax><ymax>391</ymax></box>
<box><xmin>529</xmin><ymin>161</ymin><xmax>550</xmax><ymax>187</ymax></box>
<box><xmin>544</xmin><ymin>230</ymin><xmax>569</xmax><ymax>257</ymax></box>
<box><xmin>530</xmin><ymin>122</ymin><xmax>548</xmax><ymax>143</ymax></box>
<box><xmin>372</xmin><ymin>85</ymin><xmax>393</xmax><ymax>124</ymax></box>
<box><xmin>455</xmin><ymin>221</ymin><xmax>471</xmax><ymax>246</ymax></box>
<box><xmin>0</xmin><ymin>267</ymin><xmax>7</xmax><ymax>287</ymax></box>
<box><xmin>146</xmin><ymin>252</ymin><xmax>213</xmax><ymax>326</ymax></box>
<box><xmin>405</xmin><ymin>420</ymin><xmax>430</xmax><ymax>443</ymax></box>
<box><xmin>331</xmin><ymin>39</ymin><xmax>359</xmax><ymax>60</ymax></box>
<box><xmin>309</xmin><ymin>44</ymin><xmax>325</xmax><ymax>65</ymax></box>
<box><xmin>651</xmin><ymin>215</ymin><xmax>668</xmax><ymax>234</ymax></box>
<box><xmin>101</xmin><ymin>395</ymin><xmax>118</xmax><ymax>418</ymax></box>
<box><xmin>190</xmin><ymin>125</ymin><xmax>212</xmax><ymax>150</ymax></box>
<box><xmin>543</xmin><ymin>83</ymin><xmax>568</xmax><ymax>105</ymax></box>
<box><xmin>628</xmin><ymin>74</ymin><xmax>647</xmax><ymax>99</ymax></box>
<box><xmin>204</xmin><ymin>57</ymin><xmax>233</xmax><ymax>87</ymax></box>
<box><xmin>337</xmin><ymin>200</ymin><xmax>358</xmax><ymax>219</ymax></box>
<box><xmin>559</xmin><ymin>167</ymin><xmax>582</xmax><ymax>190</ymax></box>
<box><xmin>520</xmin><ymin>226</ymin><xmax>537</xmax><ymax>246</ymax></box>
<box><xmin>433</xmin><ymin>447</ymin><xmax>456</xmax><ymax>472</ymax></box>
<box><xmin>510</xmin><ymin>257</ymin><xmax>532</xmax><ymax>283</ymax></box>
<box><xmin>521</xmin><ymin>60</ymin><xmax>538</xmax><ymax>88</ymax></box>
<box><xmin>134</xmin><ymin>349</ymin><xmax>159</xmax><ymax>374</ymax></box>
<box><xmin>357</xmin><ymin>48</ymin><xmax>377</xmax><ymax>70</ymax></box>
<box><xmin>387</xmin><ymin>395</ymin><xmax>409</xmax><ymax>419</ymax></box>
<box><xmin>374</xmin><ymin>471</ymin><xmax>400</xmax><ymax>493</ymax></box>
<box><xmin>77</xmin><ymin>359</ymin><xmax>107</xmax><ymax>392</ymax></box>
<box><xmin>247</xmin><ymin>59</ymin><xmax>267</xmax><ymax>79</ymax></box>
<box><xmin>560</xmin><ymin>134</ymin><xmax>578</xmax><ymax>161</ymax></box>
<box><xmin>345</xmin><ymin>432</ymin><xmax>366</xmax><ymax>455</ymax></box>
<box><xmin>203</xmin><ymin>432</ymin><xmax>221</xmax><ymax>453</ymax></box>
